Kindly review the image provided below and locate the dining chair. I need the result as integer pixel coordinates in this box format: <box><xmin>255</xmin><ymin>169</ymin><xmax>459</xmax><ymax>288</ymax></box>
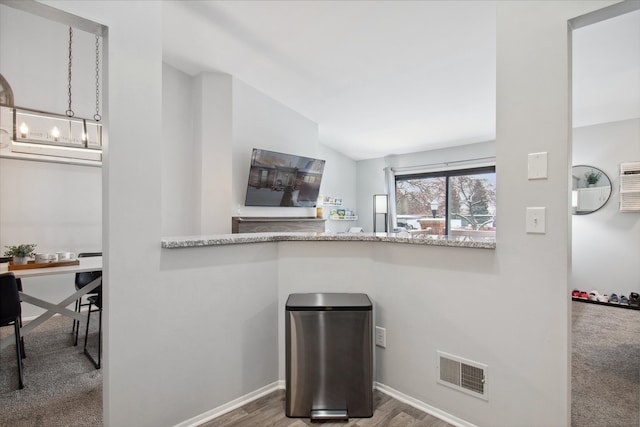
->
<box><xmin>72</xmin><ymin>252</ymin><xmax>102</xmax><ymax>346</ymax></box>
<box><xmin>83</xmin><ymin>289</ymin><xmax>102</xmax><ymax>369</ymax></box>
<box><xmin>0</xmin><ymin>272</ymin><xmax>25</xmax><ymax>389</ymax></box>
<box><xmin>0</xmin><ymin>257</ymin><xmax>26</xmax><ymax>358</ymax></box>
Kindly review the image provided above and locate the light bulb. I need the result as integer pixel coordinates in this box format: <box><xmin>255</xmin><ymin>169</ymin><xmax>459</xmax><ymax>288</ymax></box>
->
<box><xmin>19</xmin><ymin>122</ymin><xmax>29</xmax><ymax>138</ymax></box>
<box><xmin>51</xmin><ymin>126</ymin><xmax>60</xmax><ymax>141</ymax></box>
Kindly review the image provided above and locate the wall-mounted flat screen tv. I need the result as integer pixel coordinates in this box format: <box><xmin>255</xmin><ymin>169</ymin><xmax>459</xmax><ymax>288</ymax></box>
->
<box><xmin>245</xmin><ymin>148</ymin><xmax>325</xmax><ymax>207</ymax></box>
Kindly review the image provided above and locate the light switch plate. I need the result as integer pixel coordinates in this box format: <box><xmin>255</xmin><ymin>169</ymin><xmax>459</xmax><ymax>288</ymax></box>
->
<box><xmin>375</xmin><ymin>326</ymin><xmax>386</xmax><ymax>348</ymax></box>
<box><xmin>528</xmin><ymin>152</ymin><xmax>548</xmax><ymax>180</ymax></box>
<box><xmin>526</xmin><ymin>207</ymin><xmax>546</xmax><ymax>234</ymax></box>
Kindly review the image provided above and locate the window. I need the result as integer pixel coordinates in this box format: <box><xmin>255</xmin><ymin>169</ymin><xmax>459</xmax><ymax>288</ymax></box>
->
<box><xmin>395</xmin><ymin>166</ymin><xmax>496</xmax><ymax>238</ymax></box>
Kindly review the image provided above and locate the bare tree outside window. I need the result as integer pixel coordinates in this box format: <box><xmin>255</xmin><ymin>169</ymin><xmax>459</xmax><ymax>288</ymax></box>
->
<box><xmin>449</xmin><ymin>173</ymin><xmax>496</xmax><ymax>230</ymax></box>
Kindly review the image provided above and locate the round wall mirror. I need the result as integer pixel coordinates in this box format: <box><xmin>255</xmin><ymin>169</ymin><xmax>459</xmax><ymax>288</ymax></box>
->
<box><xmin>572</xmin><ymin>165</ymin><xmax>612</xmax><ymax>215</ymax></box>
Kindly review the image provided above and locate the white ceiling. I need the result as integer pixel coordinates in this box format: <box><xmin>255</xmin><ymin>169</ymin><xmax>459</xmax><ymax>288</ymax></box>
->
<box><xmin>162</xmin><ymin>1</ymin><xmax>640</xmax><ymax>161</ymax></box>
<box><xmin>572</xmin><ymin>8</ymin><xmax>640</xmax><ymax>129</ymax></box>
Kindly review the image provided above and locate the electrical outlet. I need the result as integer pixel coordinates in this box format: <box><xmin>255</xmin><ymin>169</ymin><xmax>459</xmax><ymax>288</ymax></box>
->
<box><xmin>528</xmin><ymin>152</ymin><xmax>548</xmax><ymax>180</ymax></box>
<box><xmin>375</xmin><ymin>326</ymin><xmax>386</xmax><ymax>348</ymax></box>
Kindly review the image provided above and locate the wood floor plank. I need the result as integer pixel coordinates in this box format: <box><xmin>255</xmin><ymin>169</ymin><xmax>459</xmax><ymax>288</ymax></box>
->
<box><xmin>199</xmin><ymin>390</ymin><xmax>454</xmax><ymax>427</ymax></box>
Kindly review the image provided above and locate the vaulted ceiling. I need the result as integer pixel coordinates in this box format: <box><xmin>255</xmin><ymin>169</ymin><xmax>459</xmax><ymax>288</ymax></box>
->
<box><xmin>162</xmin><ymin>1</ymin><xmax>640</xmax><ymax>160</ymax></box>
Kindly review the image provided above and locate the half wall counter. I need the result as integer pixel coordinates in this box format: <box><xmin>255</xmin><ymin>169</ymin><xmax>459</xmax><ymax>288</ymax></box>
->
<box><xmin>161</xmin><ymin>232</ymin><xmax>496</xmax><ymax>249</ymax></box>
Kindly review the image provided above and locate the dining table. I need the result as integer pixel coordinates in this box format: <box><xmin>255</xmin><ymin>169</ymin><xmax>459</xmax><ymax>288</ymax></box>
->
<box><xmin>0</xmin><ymin>256</ymin><xmax>102</xmax><ymax>350</ymax></box>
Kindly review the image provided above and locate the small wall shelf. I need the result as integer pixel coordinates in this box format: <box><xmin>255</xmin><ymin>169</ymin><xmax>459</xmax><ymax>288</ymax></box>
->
<box><xmin>330</xmin><ymin>215</ymin><xmax>358</xmax><ymax>221</ymax></box>
<box><xmin>572</xmin><ymin>297</ymin><xmax>640</xmax><ymax>311</ymax></box>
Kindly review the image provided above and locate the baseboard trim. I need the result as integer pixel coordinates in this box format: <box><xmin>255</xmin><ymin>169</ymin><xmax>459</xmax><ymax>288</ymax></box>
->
<box><xmin>173</xmin><ymin>381</ymin><xmax>280</xmax><ymax>427</ymax></box>
<box><xmin>174</xmin><ymin>380</ymin><xmax>474</xmax><ymax>427</ymax></box>
<box><xmin>374</xmin><ymin>382</ymin><xmax>476</xmax><ymax>427</ymax></box>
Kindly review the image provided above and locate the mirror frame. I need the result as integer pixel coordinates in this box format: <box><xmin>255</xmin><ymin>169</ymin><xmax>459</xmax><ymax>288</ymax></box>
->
<box><xmin>572</xmin><ymin>165</ymin><xmax>612</xmax><ymax>215</ymax></box>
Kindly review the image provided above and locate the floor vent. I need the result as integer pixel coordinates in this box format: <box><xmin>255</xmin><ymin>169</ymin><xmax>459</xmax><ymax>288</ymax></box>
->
<box><xmin>437</xmin><ymin>351</ymin><xmax>488</xmax><ymax>400</ymax></box>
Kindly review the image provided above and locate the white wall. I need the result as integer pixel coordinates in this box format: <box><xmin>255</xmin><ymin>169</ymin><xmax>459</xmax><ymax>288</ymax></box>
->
<box><xmin>356</xmin><ymin>157</ymin><xmax>388</xmax><ymax>232</ymax></box>
<box><xmin>4</xmin><ymin>1</ymin><xmax>621</xmax><ymax>426</ymax></box>
<box><xmin>161</xmin><ymin>71</ymin><xmax>357</xmax><ymax>234</ymax></box>
<box><xmin>231</xmin><ymin>78</ymin><xmax>320</xmax><ymax>219</ymax></box>
<box><xmin>162</xmin><ymin>63</ymin><xmax>197</xmax><ymax>236</ymax></box>
<box><xmin>316</xmin><ymin>143</ymin><xmax>358</xmax><ymax>233</ymax></box>
<box><xmin>193</xmin><ymin>73</ymin><xmax>233</xmax><ymax>234</ymax></box>
<box><xmin>231</xmin><ymin>78</ymin><xmax>359</xmax><ymax>227</ymax></box>
<box><xmin>0</xmin><ymin>3</ymin><xmax>102</xmax><ymax>318</ymax></box>
<box><xmin>0</xmin><ymin>158</ymin><xmax>101</xmax><ymax>318</ymax></box>
<box><xmin>332</xmin><ymin>3</ymin><xmax>617</xmax><ymax>426</ymax></box>
<box><xmin>0</xmin><ymin>5</ymin><xmax>98</xmax><ymax>117</ymax></box>
<box><xmin>572</xmin><ymin>118</ymin><xmax>640</xmax><ymax>297</ymax></box>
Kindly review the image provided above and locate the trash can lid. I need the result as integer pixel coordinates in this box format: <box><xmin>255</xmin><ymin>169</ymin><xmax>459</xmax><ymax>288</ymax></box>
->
<box><xmin>286</xmin><ymin>293</ymin><xmax>372</xmax><ymax>311</ymax></box>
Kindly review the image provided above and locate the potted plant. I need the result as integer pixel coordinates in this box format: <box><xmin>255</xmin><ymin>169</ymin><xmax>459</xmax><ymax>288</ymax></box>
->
<box><xmin>4</xmin><ymin>243</ymin><xmax>37</xmax><ymax>265</ymax></box>
<box><xmin>584</xmin><ymin>170</ymin><xmax>602</xmax><ymax>187</ymax></box>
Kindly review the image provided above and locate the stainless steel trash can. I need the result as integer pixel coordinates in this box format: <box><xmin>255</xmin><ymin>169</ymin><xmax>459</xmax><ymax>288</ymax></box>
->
<box><xmin>285</xmin><ymin>293</ymin><xmax>373</xmax><ymax>420</ymax></box>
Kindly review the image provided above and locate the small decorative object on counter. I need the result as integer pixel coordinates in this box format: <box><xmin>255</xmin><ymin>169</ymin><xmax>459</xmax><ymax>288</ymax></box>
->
<box><xmin>4</xmin><ymin>243</ymin><xmax>37</xmax><ymax>265</ymax></box>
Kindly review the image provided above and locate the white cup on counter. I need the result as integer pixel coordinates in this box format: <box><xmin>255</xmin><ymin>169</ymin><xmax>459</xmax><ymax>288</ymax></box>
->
<box><xmin>35</xmin><ymin>253</ymin><xmax>58</xmax><ymax>263</ymax></box>
<box><xmin>56</xmin><ymin>252</ymin><xmax>77</xmax><ymax>261</ymax></box>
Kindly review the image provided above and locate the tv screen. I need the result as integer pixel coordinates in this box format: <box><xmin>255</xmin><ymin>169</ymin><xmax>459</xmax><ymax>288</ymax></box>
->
<box><xmin>245</xmin><ymin>148</ymin><xmax>325</xmax><ymax>207</ymax></box>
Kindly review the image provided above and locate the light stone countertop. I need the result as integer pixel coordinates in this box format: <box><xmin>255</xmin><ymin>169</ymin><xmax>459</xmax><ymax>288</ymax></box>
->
<box><xmin>161</xmin><ymin>232</ymin><xmax>496</xmax><ymax>249</ymax></box>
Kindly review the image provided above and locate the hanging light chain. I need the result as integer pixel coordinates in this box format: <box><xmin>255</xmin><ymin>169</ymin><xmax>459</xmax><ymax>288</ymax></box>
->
<box><xmin>94</xmin><ymin>34</ymin><xmax>101</xmax><ymax>122</ymax></box>
<box><xmin>66</xmin><ymin>26</ymin><xmax>74</xmax><ymax>117</ymax></box>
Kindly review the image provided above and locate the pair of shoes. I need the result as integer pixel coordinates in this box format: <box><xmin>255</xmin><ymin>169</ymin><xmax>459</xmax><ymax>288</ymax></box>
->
<box><xmin>589</xmin><ymin>290</ymin><xmax>609</xmax><ymax>303</ymax></box>
<box><xmin>609</xmin><ymin>294</ymin><xmax>620</xmax><ymax>304</ymax></box>
<box><xmin>571</xmin><ymin>290</ymin><xmax>589</xmax><ymax>300</ymax></box>
<box><xmin>629</xmin><ymin>292</ymin><xmax>639</xmax><ymax>306</ymax></box>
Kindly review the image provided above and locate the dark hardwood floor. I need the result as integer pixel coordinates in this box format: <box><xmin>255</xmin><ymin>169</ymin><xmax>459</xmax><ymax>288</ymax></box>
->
<box><xmin>200</xmin><ymin>389</ymin><xmax>453</xmax><ymax>427</ymax></box>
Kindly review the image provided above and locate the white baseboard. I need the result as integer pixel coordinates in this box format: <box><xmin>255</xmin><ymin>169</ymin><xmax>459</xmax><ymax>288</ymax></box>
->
<box><xmin>374</xmin><ymin>382</ymin><xmax>476</xmax><ymax>427</ymax></box>
<box><xmin>173</xmin><ymin>380</ymin><xmax>474</xmax><ymax>427</ymax></box>
<box><xmin>173</xmin><ymin>381</ymin><xmax>281</xmax><ymax>427</ymax></box>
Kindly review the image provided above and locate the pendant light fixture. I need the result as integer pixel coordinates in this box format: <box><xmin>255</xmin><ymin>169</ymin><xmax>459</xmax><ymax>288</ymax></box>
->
<box><xmin>7</xmin><ymin>27</ymin><xmax>103</xmax><ymax>163</ymax></box>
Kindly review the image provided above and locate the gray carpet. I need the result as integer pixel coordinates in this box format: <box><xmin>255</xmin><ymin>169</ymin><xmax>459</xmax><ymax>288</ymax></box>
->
<box><xmin>571</xmin><ymin>301</ymin><xmax>640</xmax><ymax>427</ymax></box>
<box><xmin>2</xmin><ymin>304</ymin><xmax>637</xmax><ymax>426</ymax></box>
<box><xmin>0</xmin><ymin>314</ymin><xmax>102</xmax><ymax>427</ymax></box>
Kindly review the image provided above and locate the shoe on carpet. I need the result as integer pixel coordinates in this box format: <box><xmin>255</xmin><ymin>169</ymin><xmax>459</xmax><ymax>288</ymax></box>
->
<box><xmin>619</xmin><ymin>295</ymin><xmax>629</xmax><ymax>305</ymax></box>
<box><xmin>588</xmin><ymin>290</ymin><xmax>608</xmax><ymax>303</ymax></box>
<box><xmin>609</xmin><ymin>293</ymin><xmax>619</xmax><ymax>304</ymax></box>
<box><xmin>629</xmin><ymin>292</ymin><xmax>639</xmax><ymax>306</ymax></box>
<box><xmin>579</xmin><ymin>291</ymin><xmax>589</xmax><ymax>300</ymax></box>
<box><xmin>572</xmin><ymin>289</ymin><xmax>581</xmax><ymax>298</ymax></box>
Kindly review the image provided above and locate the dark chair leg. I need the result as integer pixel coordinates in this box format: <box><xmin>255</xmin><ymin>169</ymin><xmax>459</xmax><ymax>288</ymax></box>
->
<box><xmin>83</xmin><ymin>301</ymin><xmax>101</xmax><ymax>369</ymax></box>
<box><xmin>18</xmin><ymin>315</ymin><xmax>25</xmax><ymax>358</ymax></box>
<box><xmin>73</xmin><ymin>298</ymin><xmax>81</xmax><ymax>346</ymax></box>
<box><xmin>72</xmin><ymin>299</ymin><xmax>78</xmax><ymax>333</ymax></box>
<box><xmin>16</xmin><ymin>279</ymin><xmax>26</xmax><ymax>358</ymax></box>
<box><xmin>14</xmin><ymin>320</ymin><xmax>24</xmax><ymax>389</ymax></box>
<box><xmin>96</xmin><ymin>309</ymin><xmax>102</xmax><ymax>369</ymax></box>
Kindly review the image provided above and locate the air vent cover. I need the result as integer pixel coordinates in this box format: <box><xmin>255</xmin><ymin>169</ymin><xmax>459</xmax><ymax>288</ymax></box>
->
<box><xmin>620</xmin><ymin>161</ymin><xmax>640</xmax><ymax>212</ymax></box>
<box><xmin>437</xmin><ymin>351</ymin><xmax>487</xmax><ymax>400</ymax></box>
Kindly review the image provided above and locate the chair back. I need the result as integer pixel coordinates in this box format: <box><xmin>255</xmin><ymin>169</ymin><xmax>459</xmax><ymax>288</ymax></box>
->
<box><xmin>0</xmin><ymin>272</ymin><xmax>21</xmax><ymax>326</ymax></box>
<box><xmin>75</xmin><ymin>252</ymin><xmax>102</xmax><ymax>290</ymax></box>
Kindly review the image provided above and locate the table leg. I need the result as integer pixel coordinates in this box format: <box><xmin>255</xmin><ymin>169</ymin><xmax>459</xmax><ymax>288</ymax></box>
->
<box><xmin>0</xmin><ymin>277</ymin><xmax>101</xmax><ymax>350</ymax></box>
